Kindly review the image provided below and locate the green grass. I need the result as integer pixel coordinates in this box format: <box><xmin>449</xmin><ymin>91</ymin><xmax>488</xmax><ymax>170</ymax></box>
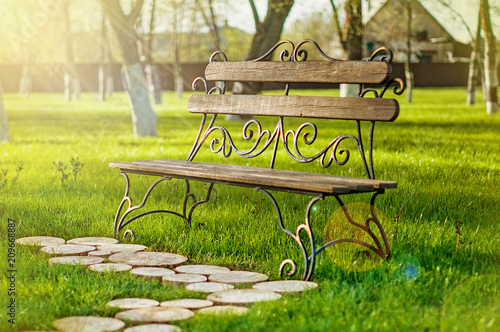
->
<box><xmin>1</xmin><ymin>88</ymin><xmax>499</xmax><ymax>331</ymax></box>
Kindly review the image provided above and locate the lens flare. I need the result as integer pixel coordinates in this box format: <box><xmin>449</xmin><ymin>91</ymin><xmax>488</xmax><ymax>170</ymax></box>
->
<box><xmin>323</xmin><ymin>202</ymin><xmax>393</xmax><ymax>272</ymax></box>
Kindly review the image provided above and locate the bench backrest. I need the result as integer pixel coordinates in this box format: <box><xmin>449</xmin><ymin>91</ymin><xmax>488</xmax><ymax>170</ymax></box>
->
<box><xmin>186</xmin><ymin>40</ymin><xmax>404</xmax><ymax>180</ymax></box>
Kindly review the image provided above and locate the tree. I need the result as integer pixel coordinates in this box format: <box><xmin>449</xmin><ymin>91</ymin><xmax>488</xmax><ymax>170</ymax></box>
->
<box><xmin>467</xmin><ymin>8</ymin><xmax>482</xmax><ymax>106</ymax></box>
<box><xmin>0</xmin><ymin>83</ymin><xmax>9</xmax><ymax>142</ymax></box>
<box><xmin>330</xmin><ymin>0</ymin><xmax>363</xmax><ymax>97</ymax></box>
<box><xmin>144</xmin><ymin>0</ymin><xmax>162</xmax><ymax>104</ymax></box>
<box><xmin>63</xmin><ymin>0</ymin><xmax>81</xmax><ymax>101</ymax></box>
<box><xmin>100</xmin><ymin>0</ymin><xmax>158</xmax><ymax>137</ymax></box>
<box><xmin>232</xmin><ymin>0</ymin><xmax>294</xmax><ymax>96</ymax></box>
<box><xmin>480</xmin><ymin>0</ymin><xmax>498</xmax><ymax>114</ymax></box>
<box><xmin>404</xmin><ymin>0</ymin><xmax>414</xmax><ymax>103</ymax></box>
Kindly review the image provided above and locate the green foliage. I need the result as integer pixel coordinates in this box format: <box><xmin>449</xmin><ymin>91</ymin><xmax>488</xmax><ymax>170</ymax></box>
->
<box><xmin>0</xmin><ymin>89</ymin><xmax>499</xmax><ymax>331</ymax></box>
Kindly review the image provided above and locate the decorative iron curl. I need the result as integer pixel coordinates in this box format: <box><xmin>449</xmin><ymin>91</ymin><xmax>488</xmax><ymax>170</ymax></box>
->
<box><xmin>379</xmin><ymin>78</ymin><xmax>405</xmax><ymax>98</ymax></box>
<box><xmin>283</xmin><ymin>122</ymin><xmax>359</xmax><ymax>168</ymax></box>
<box><xmin>209</xmin><ymin>50</ymin><xmax>228</xmax><ymax>62</ymax></box>
<box><xmin>293</xmin><ymin>39</ymin><xmax>340</xmax><ymax>62</ymax></box>
<box><xmin>252</xmin><ymin>40</ymin><xmax>295</xmax><ymax>62</ymax></box>
<box><xmin>192</xmin><ymin>77</ymin><xmax>208</xmax><ymax>93</ymax></box>
<box><xmin>206</xmin><ymin>126</ymin><xmax>233</xmax><ymax>158</ymax></box>
<box><xmin>368</xmin><ymin>46</ymin><xmax>394</xmax><ymax>63</ymax></box>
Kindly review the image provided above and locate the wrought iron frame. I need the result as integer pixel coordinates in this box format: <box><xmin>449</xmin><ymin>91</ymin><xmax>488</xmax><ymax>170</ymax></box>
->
<box><xmin>112</xmin><ymin>40</ymin><xmax>403</xmax><ymax>280</ymax></box>
<box><xmin>113</xmin><ymin>172</ymin><xmax>214</xmax><ymax>237</ymax></box>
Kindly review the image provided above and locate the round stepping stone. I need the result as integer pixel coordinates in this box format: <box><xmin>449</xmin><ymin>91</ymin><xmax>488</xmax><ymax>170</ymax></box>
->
<box><xmin>41</xmin><ymin>244</ymin><xmax>96</xmax><ymax>256</ymax></box>
<box><xmin>186</xmin><ymin>282</ymin><xmax>234</xmax><ymax>293</ymax></box>
<box><xmin>88</xmin><ymin>250</ymin><xmax>112</xmax><ymax>258</ymax></box>
<box><xmin>53</xmin><ymin>316</ymin><xmax>125</xmax><ymax>332</ymax></box>
<box><xmin>207</xmin><ymin>289</ymin><xmax>282</xmax><ymax>306</ymax></box>
<box><xmin>48</xmin><ymin>256</ymin><xmax>104</xmax><ymax>266</ymax></box>
<box><xmin>89</xmin><ymin>263</ymin><xmax>132</xmax><ymax>273</ymax></box>
<box><xmin>130</xmin><ymin>267</ymin><xmax>176</xmax><ymax>279</ymax></box>
<box><xmin>174</xmin><ymin>264</ymin><xmax>230</xmax><ymax>276</ymax></box>
<box><xmin>106</xmin><ymin>298</ymin><xmax>160</xmax><ymax>309</ymax></box>
<box><xmin>109</xmin><ymin>251</ymin><xmax>188</xmax><ymax>267</ymax></box>
<box><xmin>252</xmin><ymin>280</ymin><xmax>318</xmax><ymax>293</ymax></box>
<box><xmin>160</xmin><ymin>298</ymin><xmax>213</xmax><ymax>309</ymax></box>
<box><xmin>162</xmin><ymin>273</ymin><xmax>207</xmax><ymax>285</ymax></box>
<box><xmin>124</xmin><ymin>324</ymin><xmax>181</xmax><ymax>332</ymax></box>
<box><xmin>97</xmin><ymin>244</ymin><xmax>147</xmax><ymax>253</ymax></box>
<box><xmin>15</xmin><ymin>236</ymin><xmax>65</xmax><ymax>247</ymax></box>
<box><xmin>208</xmin><ymin>271</ymin><xmax>268</xmax><ymax>285</ymax></box>
<box><xmin>67</xmin><ymin>237</ymin><xmax>118</xmax><ymax>246</ymax></box>
<box><xmin>115</xmin><ymin>307</ymin><xmax>194</xmax><ymax>323</ymax></box>
<box><xmin>198</xmin><ymin>305</ymin><xmax>249</xmax><ymax>316</ymax></box>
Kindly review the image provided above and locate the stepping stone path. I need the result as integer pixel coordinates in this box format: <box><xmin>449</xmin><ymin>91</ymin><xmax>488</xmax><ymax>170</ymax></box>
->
<box><xmin>161</xmin><ymin>298</ymin><xmax>214</xmax><ymax>309</ymax></box>
<box><xmin>130</xmin><ymin>267</ymin><xmax>176</xmax><ymax>279</ymax></box>
<box><xmin>88</xmin><ymin>249</ymin><xmax>113</xmax><ymax>258</ymax></box>
<box><xmin>208</xmin><ymin>271</ymin><xmax>269</xmax><ymax>285</ymax></box>
<box><xmin>207</xmin><ymin>289</ymin><xmax>282</xmax><ymax>306</ymax></box>
<box><xmin>18</xmin><ymin>235</ymin><xmax>318</xmax><ymax>331</ymax></box>
<box><xmin>107</xmin><ymin>298</ymin><xmax>160</xmax><ymax>309</ymax></box>
<box><xmin>253</xmin><ymin>280</ymin><xmax>319</xmax><ymax>293</ymax></box>
<box><xmin>109</xmin><ymin>251</ymin><xmax>188</xmax><ymax>267</ymax></box>
<box><xmin>162</xmin><ymin>273</ymin><xmax>207</xmax><ymax>285</ymax></box>
<box><xmin>89</xmin><ymin>263</ymin><xmax>133</xmax><ymax>273</ymax></box>
<box><xmin>15</xmin><ymin>236</ymin><xmax>65</xmax><ymax>247</ymax></box>
<box><xmin>124</xmin><ymin>324</ymin><xmax>181</xmax><ymax>332</ymax></box>
<box><xmin>53</xmin><ymin>316</ymin><xmax>125</xmax><ymax>332</ymax></box>
<box><xmin>67</xmin><ymin>237</ymin><xmax>118</xmax><ymax>246</ymax></box>
<box><xmin>49</xmin><ymin>256</ymin><xmax>104</xmax><ymax>266</ymax></box>
<box><xmin>198</xmin><ymin>305</ymin><xmax>250</xmax><ymax>316</ymax></box>
<box><xmin>41</xmin><ymin>244</ymin><xmax>96</xmax><ymax>256</ymax></box>
<box><xmin>174</xmin><ymin>264</ymin><xmax>230</xmax><ymax>275</ymax></box>
<box><xmin>98</xmin><ymin>243</ymin><xmax>147</xmax><ymax>253</ymax></box>
<box><xmin>115</xmin><ymin>307</ymin><xmax>194</xmax><ymax>323</ymax></box>
<box><xmin>186</xmin><ymin>282</ymin><xmax>234</xmax><ymax>293</ymax></box>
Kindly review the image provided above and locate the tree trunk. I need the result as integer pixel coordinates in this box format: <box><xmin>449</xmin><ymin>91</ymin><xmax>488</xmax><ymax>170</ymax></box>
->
<box><xmin>330</xmin><ymin>0</ymin><xmax>362</xmax><ymax>97</ymax></box>
<box><xmin>405</xmin><ymin>0</ymin><xmax>414</xmax><ymax>103</ymax></box>
<box><xmin>231</xmin><ymin>0</ymin><xmax>294</xmax><ymax>98</ymax></box>
<box><xmin>99</xmin><ymin>14</ymin><xmax>106</xmax><ymax>101</ymax></box>
<box><xmin>101</xmin><ymin>0</ymin><xmax>158</xmax><ymax>137</ymax></box>
<box><xmin>467</xmin><ymin>8</ymin><xmax>482</xmax><ymax>106</ymax></box>
<box><xmin>63</xmin><ymin>0</ymin><xmax>80</xmax><ymax>101</ymax></box>
<box><xmin>146</xmin><ymin>0</ymin><xmax>162</xmax><ymax>104</ymax></box>
<box><xmin>18</xmin><ymin>65</ymin><xmax>32</xmax><ymax>96</ymax></box>
<box><xmin>0</xmin><ymin>83</ymin><xmax>9</xmax><ymax>142</ymax></box>
<box><xmin>480</xmin><ymin>0</ymin><xmax>498</xmax><ymax>115</ymax></box>
<box><xmin>122</xmin><ymin>64</ymin><xmax>158</xmax><ymax>136</ymax></box>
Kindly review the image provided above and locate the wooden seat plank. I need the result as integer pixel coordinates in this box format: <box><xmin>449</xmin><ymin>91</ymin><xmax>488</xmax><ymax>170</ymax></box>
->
<box><xmin>188</xmin><ymin>95</ymin><xmax>399</xmax><ymax>122</ymax></box>
<box><xmin>110</xmin><ymin>160</ymin><xmax>397</xmax><ymax>194</ymax></box>
<box><xmin>150</xmin><ymin>160</ymin><xmax>397</xmax><ymax>190</ymax></box>
<box><xmin>109</xmin><ymin>161</ymin><xmax>351</xmax><ymax>195</ymax></box>
<box><xmin>205</xmin><ymin>61</ymin><xmax>391</xmax><ymax>84</ymax></box>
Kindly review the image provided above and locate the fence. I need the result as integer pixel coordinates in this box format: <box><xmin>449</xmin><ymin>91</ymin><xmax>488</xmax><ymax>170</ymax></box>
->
<box><xmin>0</xmin><ymin>62</ymin><xmax>485</xmax><ymax>93</ymax></box>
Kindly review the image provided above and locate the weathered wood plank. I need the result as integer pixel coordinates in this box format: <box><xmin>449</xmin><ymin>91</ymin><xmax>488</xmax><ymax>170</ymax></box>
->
<box><xmin>205</xmin><ymin>61</ymin><xmax>391</xmax><ymax>84</ymax></box>
<box><xmin>188</xmin><ymin>95</ymin><xmax>399</xmax><ymax>122</ymax></box>
<box><xmin>109</xmin><ymin>160</ymin><xmax>397</xmax><ymax>194</ymax></box>
<box><xmin>109</xmin><ymin>161</ymin><xmax>351</xmax><ymax>195</ymax></box>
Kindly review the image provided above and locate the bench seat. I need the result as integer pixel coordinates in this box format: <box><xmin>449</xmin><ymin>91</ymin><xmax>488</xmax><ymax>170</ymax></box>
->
<box><xmin>110</xmin><ymin>160</ymin><xmax>396</xmax><ymax>196</ymax></box>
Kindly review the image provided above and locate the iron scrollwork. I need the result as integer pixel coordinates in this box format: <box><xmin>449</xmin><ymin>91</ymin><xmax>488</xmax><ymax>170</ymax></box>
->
<box><xmin>113</xmin><ymin>173</ymin><xmax>214</xmax><ymax>238</ymax></box>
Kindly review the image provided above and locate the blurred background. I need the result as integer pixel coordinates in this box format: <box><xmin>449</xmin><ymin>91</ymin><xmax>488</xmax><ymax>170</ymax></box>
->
<box><xmin>0</xmin><ymin>0</ymin><xmax>496</xmax><ymax>95</ymax></box>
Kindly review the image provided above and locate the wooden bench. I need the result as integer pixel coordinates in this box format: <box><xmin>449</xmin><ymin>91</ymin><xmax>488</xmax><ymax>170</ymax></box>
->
<box><xmin>110</xmin><ymin>40</ymin><xmax>404</xmax><ymax>281</ymax></box>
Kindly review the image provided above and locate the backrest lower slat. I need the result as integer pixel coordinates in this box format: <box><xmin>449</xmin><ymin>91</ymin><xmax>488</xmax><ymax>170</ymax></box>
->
<box><xmin>188</xmin><ymin>94</ymin><xmax>399</xmax><ymax>122</ymax></box>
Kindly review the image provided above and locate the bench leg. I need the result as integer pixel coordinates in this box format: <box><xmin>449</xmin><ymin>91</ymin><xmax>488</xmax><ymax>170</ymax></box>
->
<box><xmin>113</xmin><ymin>173</ymin><xmax>214</xmax><ymax>238</ymax></box>
<box><xmin>256</xmin><ymin>188</ymin><xmax>323</xmax><ymax>281</ymax></box>
<box><xmin>314</xmin><ymin>190</ymin><xmax>391</xmax><ymax>263</ymax></box>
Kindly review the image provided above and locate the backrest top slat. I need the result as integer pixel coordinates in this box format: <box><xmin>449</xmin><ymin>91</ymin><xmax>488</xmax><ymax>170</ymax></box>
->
<box><xmin>205</xmin><ymin>61</ymin><xmax>391</xmax><ymax>85</ymax></box>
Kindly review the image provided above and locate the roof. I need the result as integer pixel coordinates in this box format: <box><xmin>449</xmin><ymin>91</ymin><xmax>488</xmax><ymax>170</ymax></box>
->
<box><xmin>365</xmin><ymin>0</ymin><xmax>500</xmax><ymax>44</ymax></box>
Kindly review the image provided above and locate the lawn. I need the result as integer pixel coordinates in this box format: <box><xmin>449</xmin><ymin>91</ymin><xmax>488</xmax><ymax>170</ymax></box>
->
<box><xmin>0</xmin><ymin>88</ymin><xmax>499</xmax><ymax>331</ymax></box>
